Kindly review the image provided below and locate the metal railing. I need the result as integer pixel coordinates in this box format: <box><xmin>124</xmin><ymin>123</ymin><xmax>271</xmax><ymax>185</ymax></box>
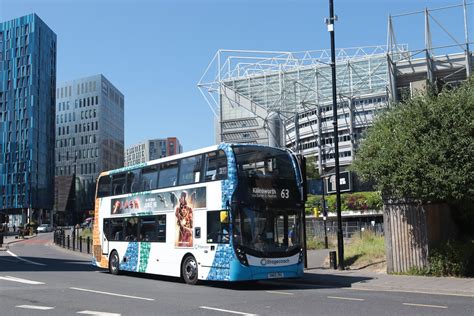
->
<box><xmin>53</xmin><ymin>229</ymin><xmax>92</xmax><ymax>254</ymax></box>
<box><xmin>306</xmin><ymin>218</ymin><xmax>384</xmax><ymax>240</ymax></box>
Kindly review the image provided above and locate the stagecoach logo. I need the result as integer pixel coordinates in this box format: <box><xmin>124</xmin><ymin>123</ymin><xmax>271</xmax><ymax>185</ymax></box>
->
<box><xmin>252</xmin><ymin>187</ymin><xmax>277</xmax><ymax>199</ymax></box>
<box><xmin>260</xmin><ymin>258</ymin><xmax>290</xmax><ymax>266</ymax></box>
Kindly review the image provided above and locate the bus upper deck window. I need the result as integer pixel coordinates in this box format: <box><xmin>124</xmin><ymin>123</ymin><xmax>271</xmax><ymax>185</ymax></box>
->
<box><xmin>127</xmin><ymin>169</ymin><xmax>141</xmax><ymax>193</ymax></box>
<box><xmin>112</xmin><ymin>173</ymin><xmax>126</xmax><ymax>195</ymax></box>
<box><xmin>97</xmin><ymin>175</ymin><xmax>111</xmax><ymax>198</ymax></box>
<box><xmin>205</xmin><ymin>150</ymin><xmax>227</xmax><ymax>181</ymax></box>
<box><xmin>140</xmin><ymin>165</ymin><xmax>158</xmax><ymax>191</ymax></box>
<box><xmin>179</xmin><ymin>155</ymin><xmax>202</xmax><ymax>185</ymax></box>
<box><xmin>158</xmin><ymin>161</ymin><xmax>178</xmax><ymax>188</ymax></box>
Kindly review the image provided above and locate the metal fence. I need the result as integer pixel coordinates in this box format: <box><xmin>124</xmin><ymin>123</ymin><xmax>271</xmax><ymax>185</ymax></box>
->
<box><xmin>305</xmin><ymin>218</ymin><xmax>384</xmax><ymax>241</ymax></box>
<box><xmin>53</xmin><ymin>229</ymin><xmax>92</xmax><ymax>254</ymax></box>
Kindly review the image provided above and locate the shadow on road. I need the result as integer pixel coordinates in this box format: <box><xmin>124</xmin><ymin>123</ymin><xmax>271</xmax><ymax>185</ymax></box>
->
<box><xmin>205</xmin><ymin>272</ymin><xmax>373</xmax><ymax>291</ymax></box>
<box><xmin>0</xmin><ymin>255</ymin><xmax>98</xmax><ymax>272</ymax></box>
<box><xmin>112</xmin><ymin>270</ymin><xmax>373</xmax><ymax>291</ymax></box>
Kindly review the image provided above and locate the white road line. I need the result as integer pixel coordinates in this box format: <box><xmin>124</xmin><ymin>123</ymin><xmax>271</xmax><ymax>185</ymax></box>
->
<box><xmin>266</xmin><ymin>290</ymin><xmax>294</xmax><ymax>295</ymax></box>
<box><xmin>282</xmin><ymin>281</ymin><xmax>474</xmax><ymax>298</ymax></box>
<box><xmin>328</xmin><ymin>296</ymin><xmax>365</xmax><ymax>301</ymax></box>
<box><xmin>77</xmin><ymin>310</ymin><xmax>121</xmax><ymax>316</ymax></box>
<box><xmin>16</xmin><ymin>305</ymin><xmax>54</xmax><ymax>310</ymax></box>
<box><xmin>349</xmin><ymin>286</ymin><xmax>474</xmax><ymax>298</ymax></box>
<box><xmin>6</xmin><ymin>250</ymin><xmax>46</xmax><ymax>266</ymax></box>
<box><xmin>0</xmin><ymin>276</ymin><xmax>45</xmax><ymax>285</ymax></box>
<box><xmin>403</xmin><ymin>303</ymin><xmax>448</xmax><ymax>309</ymax></box>
<box><xmin>200</xmin><ymin>306</ymin><xmax>258</xmax><ymax>316</ymax></box>
<box><xmin>70</xmin><ymin>287</ymin><xmax>155</xmax><ymax>301</ymax></box>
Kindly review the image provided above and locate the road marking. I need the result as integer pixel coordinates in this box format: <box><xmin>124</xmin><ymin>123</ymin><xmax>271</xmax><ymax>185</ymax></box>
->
<box><xmin>349</xmin><ymin>286</ymin><xmax>474</xmax><ymax>298</ymax></box>
<box><xmin>403</xmin><ymin>303</ymin><xmax>448</xmax><ymax>309</ymax></box>
<box><xmin>70</xmin><ymin>287</ymin><xmax>155</xmax><ymax>301</ymax></box>
<box><xmin>6</xmin><ymin>250</ymin><xmax>46</xmax><ymax>266</ymax></box>
<box><xmin>199</xmin><ymin>306</ymin><xmax>258</xmax><ymax>315</ymax></box>
<box><xmin>277</xmin><ymin>281</ymin><xmax>474</xmax><ymax>298</ymax></box>
<box><xmin>266</xmin><ymin>290</ymin><xmax>294</xmax><ymax>295</ymax></box>
<box><xmin>16</xmin><ymin>305</ymin><xmax>54</xmax><ymax>310</ymax></box>
<box><xmin>328</xmin><ymin>296</ymin><xmax>365</xmax><ymax>301</ymax></box>
<box><xmin>0</xmin><ymin>276</ymin><xmax>45</xmax><ymax>285</ymax></box>
<box><xmin>77</xmin><ymin>311</ymin><xmax>121</xmax><ymax>316</ymax></box>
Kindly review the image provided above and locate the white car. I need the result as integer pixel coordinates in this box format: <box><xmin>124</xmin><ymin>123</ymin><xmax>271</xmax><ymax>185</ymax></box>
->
<box><xmin>37</xmin><ymin>224</ymin><xmax>53</xmax><ymax>233</ymax></box>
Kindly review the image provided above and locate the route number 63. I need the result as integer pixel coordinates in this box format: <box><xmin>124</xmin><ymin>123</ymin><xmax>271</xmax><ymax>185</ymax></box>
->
<box><xmin>280</xmin><ymin>189</ymin><xmax>290</xmax><ymax>199</ymax></box>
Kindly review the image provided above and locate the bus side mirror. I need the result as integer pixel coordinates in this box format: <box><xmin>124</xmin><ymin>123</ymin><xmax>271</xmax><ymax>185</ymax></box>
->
<box><xmin>296</xmin><ymin>154</ymin><xmax>308</xmax><ymax>202</ymax></box>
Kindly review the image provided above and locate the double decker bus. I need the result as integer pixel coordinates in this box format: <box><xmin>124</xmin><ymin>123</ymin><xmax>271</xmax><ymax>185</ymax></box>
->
<box><xmin>92</xmin><ymin>143</ymin><xmax>306</xmax><ymax>284</ymax></box>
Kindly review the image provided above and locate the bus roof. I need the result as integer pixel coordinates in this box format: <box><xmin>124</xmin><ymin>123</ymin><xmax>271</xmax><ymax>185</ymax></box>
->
<box><xmin>98</xmin><ymin>143</ymin><xmax>293</xmax><ymax>178</ymax></box>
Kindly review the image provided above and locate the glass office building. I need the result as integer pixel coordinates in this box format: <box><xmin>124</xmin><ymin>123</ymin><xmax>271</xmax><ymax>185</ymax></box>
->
<box><xmin>55</xmin><ymin>74</ymin><xmax>124</xmax><ymax>224</ymax></box>
<box><xmin>0</xmin><ymin>14</ymin><xmax>56</xmax><ymax>226</ymax></box>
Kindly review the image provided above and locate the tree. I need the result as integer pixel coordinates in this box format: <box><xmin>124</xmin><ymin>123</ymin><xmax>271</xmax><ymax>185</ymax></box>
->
<box><xmin>351</xmin><ymin>79</ymin><xmax>474</xmax><ymax>273</ymax></box>
<box><xmin>352</xmin><ymin>79</ymin><xmax>473</xmax><ymax>205</ymax></box>
<box><xmin>305</xmin><ymin>155</ymin><xmax>320</xmax><ymax>179</ymax></box>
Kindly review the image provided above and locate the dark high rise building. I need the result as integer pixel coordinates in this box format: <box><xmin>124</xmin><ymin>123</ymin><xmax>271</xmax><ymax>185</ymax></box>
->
<box><xmin>0</xmin><ymin>14</ymin><xmax>56</xmax><ymax>226</ymax></box>
<box><xmin>54</xmin><ymin>75</ymin><xmax>124</xmax><ymax>224</ymax></box>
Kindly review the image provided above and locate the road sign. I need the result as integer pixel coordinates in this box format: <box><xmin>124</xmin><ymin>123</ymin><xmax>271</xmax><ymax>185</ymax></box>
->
<box><xmin>324</xmin><ymin>171</ymin><xmax>352</xmax><ymax>194</ymax></box>
<box><xmin>307</xmin><ymin>179</ymin><xmax>324</xmax><ymax>195</ymax></box>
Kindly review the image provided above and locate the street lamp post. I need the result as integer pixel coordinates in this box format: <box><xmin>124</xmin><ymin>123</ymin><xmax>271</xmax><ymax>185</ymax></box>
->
<box><xmin>326</xmin><ymin>0</ymin><xmax>344</xmax><ymax>270</ymax></box>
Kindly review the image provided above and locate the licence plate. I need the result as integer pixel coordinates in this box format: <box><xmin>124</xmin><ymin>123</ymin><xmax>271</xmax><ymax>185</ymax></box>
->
<box><xmin>268</xmin><ymin>272</ymin><xmax>284</xmax><ymax>279</ymax></box>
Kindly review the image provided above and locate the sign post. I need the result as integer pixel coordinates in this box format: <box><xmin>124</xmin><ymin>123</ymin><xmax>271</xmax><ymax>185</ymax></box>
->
<box><xmin>325</xmin><ymin>171</ymin><xmax>352</xmax><ymax>194</ymax></box>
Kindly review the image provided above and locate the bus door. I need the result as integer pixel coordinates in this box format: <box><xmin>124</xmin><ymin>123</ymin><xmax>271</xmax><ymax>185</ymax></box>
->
<box><xmin>102</xmin><ymin>219</ymin><xmax>109</xmax><ymax>255</ymax></box>
<box><xmin>201</xmin><ymin>210</ymin><xmax>230</xmax><ymax>267</ymax></box>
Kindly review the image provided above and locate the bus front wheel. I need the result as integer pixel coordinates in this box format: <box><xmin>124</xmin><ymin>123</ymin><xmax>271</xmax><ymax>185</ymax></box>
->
<box><xmin>109</xmin><ymin>251</ymin><xmax>120</xmax><ymax>275</ymax></box>
<box><xmin>182</xmin><ymin>255</ymin><xmax>198</xmax><ymax>285</ymax></box>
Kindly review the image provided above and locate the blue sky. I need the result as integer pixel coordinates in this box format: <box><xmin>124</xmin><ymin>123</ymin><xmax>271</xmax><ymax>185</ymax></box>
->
<box><xmin>1</xmin><ymin>0</ymin><xmax>471</xmax><ymax>151</ymax></box>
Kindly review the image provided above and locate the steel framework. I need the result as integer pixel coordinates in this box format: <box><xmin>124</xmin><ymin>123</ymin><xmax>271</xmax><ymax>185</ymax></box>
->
<box><xmin>197</xmin><ymin>2</ymin><xmax>473</xmax><ymax>175</ymax></box>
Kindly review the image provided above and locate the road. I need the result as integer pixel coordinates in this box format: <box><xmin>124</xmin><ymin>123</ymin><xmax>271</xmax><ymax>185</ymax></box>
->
<box><xmin>0</xmin><ymin>233</ymin><xmax>472</xmax><ymax>316</ymax></box>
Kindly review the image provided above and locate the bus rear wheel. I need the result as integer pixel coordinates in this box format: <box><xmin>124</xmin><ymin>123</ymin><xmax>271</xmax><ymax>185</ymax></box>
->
<box><xmin>109</xmin><ymin>251</ymin><xmax>120</xmax><ymax>275</ymax></box>
<box><xmin>182</xmin><ymin>255</ymin><xmax>198</xmax><ymax>285</ymax></box>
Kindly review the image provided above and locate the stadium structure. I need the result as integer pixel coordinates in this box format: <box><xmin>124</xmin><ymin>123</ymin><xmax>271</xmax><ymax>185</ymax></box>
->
<box><xmin>198</xmin><ymin>3</ymin><xmax>473</xmax><ymax>177</ymax></box>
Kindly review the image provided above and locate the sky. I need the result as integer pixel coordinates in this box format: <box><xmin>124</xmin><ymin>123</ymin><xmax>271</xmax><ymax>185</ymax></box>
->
<box><xmin>0</xmin><ymin>0</ymin><xmax>471</xmax><ymax>151</ymax></box>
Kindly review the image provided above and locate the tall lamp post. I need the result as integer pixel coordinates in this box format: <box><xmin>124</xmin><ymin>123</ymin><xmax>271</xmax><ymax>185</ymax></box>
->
<box><xmin>326</xmin><ymin>0</ymin><xmax>344</xmax><ymax>270</ymax></box>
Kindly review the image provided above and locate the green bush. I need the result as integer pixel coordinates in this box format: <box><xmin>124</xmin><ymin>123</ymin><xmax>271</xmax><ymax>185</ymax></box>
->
<box><xmin>427</xmin><ymin>240</ymin><xmax>474</xmax><ymax>277</ymax></box>
<box><xmin>406</xmin><ymin>240</ymin><xmax>474</xmax><ymax>277</ymax></box>
<box><xmin>305</xmin><ymin>192</ymin><xmax>382</xmax><ymax>215</ymax></box>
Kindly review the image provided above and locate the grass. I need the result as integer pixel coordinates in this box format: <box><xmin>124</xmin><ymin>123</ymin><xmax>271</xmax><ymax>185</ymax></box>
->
<box><xmin>306</xmin><ymin>237</ymin><xmax>336</xmax><ymax>250</ymax></box>
<box><xmin>344</xmin><ymin>231</ymin><xmax>385</xmax><ymax>268</ymax></box>
<box><xmin>79</xmin><ymin>228</ymin><xmax>93</xmax><ymax>239</ymax></box>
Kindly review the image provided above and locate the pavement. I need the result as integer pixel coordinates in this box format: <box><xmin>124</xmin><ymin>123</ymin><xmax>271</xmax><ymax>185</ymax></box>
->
<box><xmin>2</xmin><ymin>235</ymin><xmax>473</xmax><ymax>297</ymax></box>
<box><xmin>300</xmin><ymin>249</ymin><xmax>474</xmax><ymax>297</ymax></box>
<box><xmin>0</xmin><ymin>232</ymin><xmax>37</xmax><ymax>251</ymax></box>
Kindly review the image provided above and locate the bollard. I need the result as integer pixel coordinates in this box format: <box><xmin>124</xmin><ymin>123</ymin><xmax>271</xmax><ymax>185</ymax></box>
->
<box><xmin>62</xmin><ymin>234</ymin><xmax>65</xmax><ymax>248</ymax></box>
<box><xmin>87</xmin><ymin>236</ymin><xmax>90</xmax><ymax>254</ymax></box>
<box><xmin>67</xmin><ymin>235</ymin><xmax>70</xmax><ymax>249</ymax></box>
<box><xmin>79</xmin><ymin>236</ymin><xmax>83</xmax><ymax>252</ymax></box>
<box><xmin>329</xmin><ymin>251</ymin><xmax>337</xmax><ymax>269</ymax></box>
<box><xmin>72</xmin><ymin>235</ymin><xmax>75</xmax><ymax>251</ymax></box>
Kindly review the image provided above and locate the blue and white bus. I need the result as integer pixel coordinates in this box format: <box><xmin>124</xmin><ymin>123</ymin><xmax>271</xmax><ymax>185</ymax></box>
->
<box><xmin>92</xmin><ymin>143</ymin><xmax>306</xmax><ymax>284</ymax></box>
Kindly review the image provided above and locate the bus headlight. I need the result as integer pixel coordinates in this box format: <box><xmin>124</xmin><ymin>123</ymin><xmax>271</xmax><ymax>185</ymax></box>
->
<box><xmin>235</xmin><ymin>246</ymin><xmax>249</xmax><ymax>266</ymax></box>
<box><xmin>298</xmin><ymin>249</ymin><xmax>304</xmax><ymax>264</ymax></box>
